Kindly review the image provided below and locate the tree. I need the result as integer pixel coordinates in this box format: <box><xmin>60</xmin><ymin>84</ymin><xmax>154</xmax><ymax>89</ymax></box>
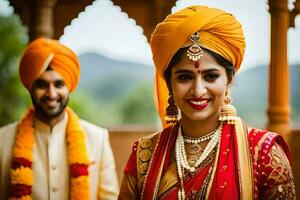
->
<box><xmin>119</xmin><ymin>83</ymin><xmax>159</xmax><ymax>125</ymax></box>
<box><xmin>0</xmin><ymin>13</ymin><xmax>29</xmax><ymax>126</ymax></box>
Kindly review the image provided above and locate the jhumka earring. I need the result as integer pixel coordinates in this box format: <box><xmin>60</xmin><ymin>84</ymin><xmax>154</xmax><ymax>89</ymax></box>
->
<box><xmin>219</xmin><ymin>90</ymin><xmax>237</xmax><ymax>124</ymax></box>
<box><xmin>165</xmin><ymin>93</ymin><xmax>178</xmax><ymax>124</ymax></box>
<box><xmin>187</xmin><ymin>32</ymin><xmax>204</xmax><ymax>62</ymax></box>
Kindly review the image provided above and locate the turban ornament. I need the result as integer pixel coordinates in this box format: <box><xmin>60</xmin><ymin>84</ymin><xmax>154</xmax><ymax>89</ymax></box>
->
<box><xmin>186</xmin><ymin>32</ymin><xmax>204</xmax><ymax>62</ymax></box>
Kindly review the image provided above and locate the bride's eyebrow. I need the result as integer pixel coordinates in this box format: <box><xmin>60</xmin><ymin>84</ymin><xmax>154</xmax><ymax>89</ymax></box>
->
<box><xmin>174</xmin><ymin>69</ymin><xmax>193</xmax><ymax>74</ymax></box>
<box><xmin>174</xmin><ymin>68</ymin><xmax>220</xmax><ymax>74</ymax></box>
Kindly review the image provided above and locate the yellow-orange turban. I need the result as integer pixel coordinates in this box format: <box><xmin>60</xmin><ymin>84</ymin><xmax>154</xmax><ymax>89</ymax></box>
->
<box><xmin>150</xmin><ymin>5</ymin><xmax>246</xmax><ymax>127</ymax></box>
<box><xmin>19</xmin><ymin>38</ymin><xmax>80</xmax><ymax>92</ymax></box>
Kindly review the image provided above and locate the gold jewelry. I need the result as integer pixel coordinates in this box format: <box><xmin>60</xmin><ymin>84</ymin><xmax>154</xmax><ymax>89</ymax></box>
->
<box><xmin>186</xmin><ymin>143</ymin><xmax>203</xmax><ymax>154</ymax></box>
<box><xmin>219</xmin><ymin>90</ymin><xmax>237</xmax><ymax>124</ymax></box>
<box><xmin>183</xmin><ymin>129</ymin><xmax>216</xmax><ymax>144</ymax></box>
<box><xmin>188</xmin><ymin>155</ymin><xmax>198</xmax><ymax>166</ymax></box>
<box><xmin>165</xmin><ymin>93</ymin><xmax>178</xmax><ymax>124</ymax></box>
<box><xmin>224</xmin><ymin>90</ymin><xmax>233</xmax><ymax>104</ymax></box>
<box><xmin>187</xmin><ymin>32</ymin><xmax>204</xmax><ymax>62</ymax></box>
<box><xmin>175</xmin><ymin>125</ymin><xmax>221</xmax><ymax>199</ymax></box>
<box><xmin>176</xmin><ymin>125</ymin><xmax>221</xmax><ymax>172</ymax></box>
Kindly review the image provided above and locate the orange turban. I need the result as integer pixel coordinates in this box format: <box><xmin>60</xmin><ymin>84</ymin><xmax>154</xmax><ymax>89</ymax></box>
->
<box><xmin>150</xmin><ymin>5</ymin><xmax>246</xmax><ymax>127</ymax></box>
<box><xmin>19</xmin><ymin>38</ymin><xmax>80</xmax><ymax>92</ymax></box>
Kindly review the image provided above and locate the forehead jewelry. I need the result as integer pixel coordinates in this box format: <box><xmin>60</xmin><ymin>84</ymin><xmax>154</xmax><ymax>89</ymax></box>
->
<box><xmin>187</xmin><ymin>32</ymin><xmax>204</xmax><ymax>73</ymax></box>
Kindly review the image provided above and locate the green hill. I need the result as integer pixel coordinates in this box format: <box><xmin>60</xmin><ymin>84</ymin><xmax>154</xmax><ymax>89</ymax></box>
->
<box><xmin>78</xmin><ymin>52</ymin><xmax>154</xmax><ymax>100</ymax></box>
<box><xmin>71</xmin><ymin>52</ymin><xmax>158</xmax><ymax>127</ymax></box>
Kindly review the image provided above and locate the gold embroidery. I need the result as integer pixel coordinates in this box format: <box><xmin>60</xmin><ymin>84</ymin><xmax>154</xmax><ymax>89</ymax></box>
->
<box><xmin>139</xmin><ymin>149</ymin><xmax>152</xmax><ymax>162</ymax></box>
<box><xmin>139</xmin><ymin>162</ymin><xmax>150</xmax><ymax>175</ymax></box>
<box><xmin>264</xmin><ymin>183</ymin><xmax>296</xmax><ymax>200</ymax></box>
<box><xmin>186</xmin><ymin>189</ymin><xmax>198</xmax><ymax>200</ymax></box>
<box><xmin>136</xmin><ymin>132</ymin><xmax>160</xmax><ymax>194</ymax></box>
<box><xmin>261</xmin><ymin>143</ymin><xmax>296</xmax><ymax>200</ymax></box>
<box><xmin>140</xmin><ymin>138</ymin><xmax>153</xmax><ymax>149</ymax></box>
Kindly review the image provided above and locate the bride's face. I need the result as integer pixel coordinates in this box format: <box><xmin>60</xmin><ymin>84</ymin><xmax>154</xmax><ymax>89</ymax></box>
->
<box><xmin>170</xmin><ymin>51</ymin><xmax>229</xmax><ymax>122</ymax></box>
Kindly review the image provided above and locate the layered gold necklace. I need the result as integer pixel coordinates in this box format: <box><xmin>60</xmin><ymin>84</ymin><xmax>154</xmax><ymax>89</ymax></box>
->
<box><xmin>175</xmin><ymin>125</ymin><xmax>221</xmax><ymax>200</ymax></box>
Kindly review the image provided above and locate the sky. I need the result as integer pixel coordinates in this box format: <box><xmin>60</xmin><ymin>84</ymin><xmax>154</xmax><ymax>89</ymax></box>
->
<box><xmin>1</xmin><ymin>0</ymin><xmax>300</xmax><ymax>72</ymax></box>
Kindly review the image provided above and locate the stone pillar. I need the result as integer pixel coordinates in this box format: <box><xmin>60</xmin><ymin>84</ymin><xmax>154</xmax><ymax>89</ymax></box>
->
<box><xmin>267</xmin><ymin>0</ymin><xmax>291</xmax><ymax>138</ymax></box>
<box><xmin>29</xmin><ymin>0</ymin><xmax>57</xmax><ymax>41</ymax></box>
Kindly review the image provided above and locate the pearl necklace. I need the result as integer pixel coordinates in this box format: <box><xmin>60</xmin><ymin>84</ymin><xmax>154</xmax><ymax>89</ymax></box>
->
<box><xmin>183</xmin><ymin>129</ymin><xmax>216</xmax><ymax>144</ymax></box>
<box><xmin>175</xmin><ymin>125</ymin><xmax>221</xmax><ymax>200</ymax></box>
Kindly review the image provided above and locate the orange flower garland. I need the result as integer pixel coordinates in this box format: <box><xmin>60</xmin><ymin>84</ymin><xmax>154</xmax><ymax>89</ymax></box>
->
<box><xmin>9</xmin><ymin>107</ymin><xmax>90</xmax><ymax>200</ymax></box>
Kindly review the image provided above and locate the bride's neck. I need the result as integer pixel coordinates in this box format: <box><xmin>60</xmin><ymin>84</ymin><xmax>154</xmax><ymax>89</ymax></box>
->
<box><xmin>180</xmin><ymin>113</ymin><xmax>220</xmax><ymax>137</ymax></box>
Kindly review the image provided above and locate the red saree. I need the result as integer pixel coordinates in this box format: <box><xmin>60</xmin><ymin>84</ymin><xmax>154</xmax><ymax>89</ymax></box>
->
<box><xmin>118</xmin><ymin>122</ymin><xmax>295</xmax><ymax>200</ymax></box>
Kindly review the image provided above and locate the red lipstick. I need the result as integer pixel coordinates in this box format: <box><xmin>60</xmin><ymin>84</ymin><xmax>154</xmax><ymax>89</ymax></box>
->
<box><xmin>187</xmin><ymin>98</ymin><xmax>210</xmax><ymax>111</ymax></box>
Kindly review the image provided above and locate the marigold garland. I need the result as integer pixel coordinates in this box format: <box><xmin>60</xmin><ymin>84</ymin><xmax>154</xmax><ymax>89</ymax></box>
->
<box><xmin>9</xmin><ymin>107</ymin><xmax>90</xmax><ymax>200</ymax></box>
<box><xmin>10</xmin><ymin>167</ymin><xmax>34</xmax><ymax>185</ymax></box>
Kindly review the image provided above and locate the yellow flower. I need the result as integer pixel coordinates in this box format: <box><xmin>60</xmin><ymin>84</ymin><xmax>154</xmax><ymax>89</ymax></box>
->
<box><xmin>9</xmin><ymin>195</ymin><xmax>31</xmax><ymax>200</ymax></box>
<box><xmin>70</xmin><ymin>176</ymin><xmax>90</xmax><ymax>200</ymax></box>
<box><xmin>10</xmin><ymin>167</ymin><xmax>33</xmax><ymax>185</ymax></box>
<box><xmin>12</xmin><ymin>149</ymin><xmax>33</xmax><ymax>161</ymax></box>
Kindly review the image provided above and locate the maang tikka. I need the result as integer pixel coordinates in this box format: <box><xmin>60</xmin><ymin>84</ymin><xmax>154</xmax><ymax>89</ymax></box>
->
<box><xmin>187</xmin><ymin>32</ymin><xmax>204</xmax><ymax>62</ymax></box>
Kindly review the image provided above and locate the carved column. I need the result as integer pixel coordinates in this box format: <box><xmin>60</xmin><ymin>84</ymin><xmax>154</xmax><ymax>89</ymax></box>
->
<box><xmin>267</xmin><ymin>0</ymin><xmax>291</xmax><ymax>137</ymax></box>
<box><xmin>29</xmin><ymin>0</ymin><xmax>57</xmax><ymax>41</ymax></box>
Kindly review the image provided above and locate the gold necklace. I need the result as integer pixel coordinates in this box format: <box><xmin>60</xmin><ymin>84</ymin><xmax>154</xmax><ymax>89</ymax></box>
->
<box><xmin>175</xmin><ymin>124</ymin><xmax>222</xmax><ymax>200</ymax></box>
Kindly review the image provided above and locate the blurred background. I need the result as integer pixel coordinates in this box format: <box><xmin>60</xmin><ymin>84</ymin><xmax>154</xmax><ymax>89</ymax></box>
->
<box><xmin>0</xmin><ymin>0</ymin><xmax>299</xmax><ymax>130</ymax></box>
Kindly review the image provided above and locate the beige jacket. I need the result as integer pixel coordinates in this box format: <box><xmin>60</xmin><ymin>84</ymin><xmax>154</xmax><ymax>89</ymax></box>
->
<box><xmin>0</xmin><ymin>114</ymin><xmax>118</xmax><ymax>200</ymax></box>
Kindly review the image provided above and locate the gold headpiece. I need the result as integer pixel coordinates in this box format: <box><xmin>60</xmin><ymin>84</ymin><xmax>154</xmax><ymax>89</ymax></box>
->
<box><xmin>187</xmin><ymin>32</ymin><xmax>204</xmax><ymax>61</ymax></box>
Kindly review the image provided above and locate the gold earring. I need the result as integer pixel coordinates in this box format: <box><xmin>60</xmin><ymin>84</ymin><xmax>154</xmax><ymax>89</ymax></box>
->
<box><xmin>219</xmin><ymin>90</ymin><xmax>237</xmax><ymax>124</ymax></box>
<box><xmin>224</xmin><ymin>90</ymin><xmax>233</xmax><ymax>104</ymax></box>
<box><xmin>165</xmin><ymin>93</ymin><xmax>178</xmax><ymax>124</ymax></box>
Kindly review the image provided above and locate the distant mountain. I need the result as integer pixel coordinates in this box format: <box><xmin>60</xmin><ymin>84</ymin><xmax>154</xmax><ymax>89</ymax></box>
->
<box><xmin>78</xmin><ymin>52</ymin><xmax>154</xmax><ymax>100</ymax></box>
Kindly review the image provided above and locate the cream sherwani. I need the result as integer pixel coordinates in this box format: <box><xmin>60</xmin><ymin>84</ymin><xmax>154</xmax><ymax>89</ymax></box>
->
<box><xmin>0</xmin><ymin>113</ymin><xmax>118</xmax><ymax>200</ymax></box>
